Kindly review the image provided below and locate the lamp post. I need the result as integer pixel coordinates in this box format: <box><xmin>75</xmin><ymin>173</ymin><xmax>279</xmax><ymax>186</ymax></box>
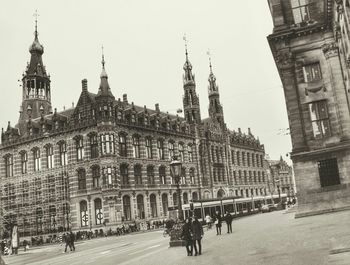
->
<box><xmin>275</xmin><ymin>179</ymin><xmax>281</xmax><ymax>203</ymax></box>
<box><xmin>168</xmin><ymin>156</ymin><xmax>185</xmax><ymax>247</ymax></box>
<box><xmin>170</xmin><ymin>156</ymin><xmax>183</xmax><ymax>221</ymax></box>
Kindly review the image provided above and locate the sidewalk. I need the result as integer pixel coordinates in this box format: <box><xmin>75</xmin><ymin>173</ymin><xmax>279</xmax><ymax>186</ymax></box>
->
<box><xmin>123</xmin><ymin>209</ymin><xmax>350</xmax><ymax>265</ymax></box>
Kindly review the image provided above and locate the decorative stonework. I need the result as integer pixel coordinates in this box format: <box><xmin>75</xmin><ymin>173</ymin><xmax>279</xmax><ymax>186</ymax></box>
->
<box><xmin>275</xmin><ymin>51</ymin><xmax>294</xmax><ymax>68</ymax></box>
<box><xmin>322</xmin><ymin>42</ymin><xmax>339</xmax><ymax>58</ymax></box>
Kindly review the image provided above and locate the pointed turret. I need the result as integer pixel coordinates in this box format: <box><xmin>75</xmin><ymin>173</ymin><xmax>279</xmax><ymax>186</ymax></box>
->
<box><xmin>207</xmin><ymin>57</ymin><xmax>225</xmax><ymax>126</ymax></box>
<box><xmin>182</xmin><ymin>37</ymin><xmax>201</xmax><ymax>124</ymax></box>
<box><xmin>96</xmin><ymin>48</ymin><xmax>115</xmax><ymax>99</ymax></box>
<box><xmin>18</xmin><ymin>13</ymin><xmax>52</xmax><ymax>132</ymax></box>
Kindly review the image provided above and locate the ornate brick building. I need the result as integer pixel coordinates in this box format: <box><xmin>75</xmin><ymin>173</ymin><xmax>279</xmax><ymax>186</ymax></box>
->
<box><xmin>0</xmin><ymin>23</ymin><xmax>268</xmax><ymax>237</ymax></box>
<box><xmin>268</xmin><ymin>0</ymin><xmax>350</xmax><ymax>217</ymax></box>
<box><xmin>267</xmin><ymin>156</ymin><xmax>295</xmax><ymax>198</ymax></box>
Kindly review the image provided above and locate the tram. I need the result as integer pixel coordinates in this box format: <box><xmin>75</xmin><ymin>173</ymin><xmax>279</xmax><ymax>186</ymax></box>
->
<box><xmin>182</xmin><ymin>194</ymin><xmax>288</xmax><ymax>221</ymax></box>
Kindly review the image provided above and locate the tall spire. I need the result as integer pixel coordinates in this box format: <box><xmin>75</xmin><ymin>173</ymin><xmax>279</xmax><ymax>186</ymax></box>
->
<box><xmin>97</xmin><ymin>46</ymin><xmax>114</xmax><ymax>98</ymax></box>
<box><xmin>183</xmin><ymin>34</ymin><xmax>194</xmax><ymax>83</ymax></box>
<box><xmin>207</xmin><ymin>51</ymin><xmax>224</xmax><ymax>125</ymax></box>
<box><xmin>19</xmin><ymin>13</ymin><xmax>52</xmax><ymax>131</ymax></box>
<box><xmin>182</xmin><ymin>35</ymin><xmax>201</xmax><ymax>124</ymax></box>
<box><xmin>207</xmin><ymin>50</ymin><xmax>217</xmax><ymax>94</ymax></box>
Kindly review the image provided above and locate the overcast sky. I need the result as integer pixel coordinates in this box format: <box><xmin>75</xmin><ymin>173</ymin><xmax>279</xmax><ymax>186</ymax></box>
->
<box><xmin>0</xmin><ymin>0</ymin><xmax>291</xmax><ymax>163</ymax></box>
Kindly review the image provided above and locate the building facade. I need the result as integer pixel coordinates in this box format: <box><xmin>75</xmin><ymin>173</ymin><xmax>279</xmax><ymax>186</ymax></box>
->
<box><xmin>0</xmin><ymin>24</ymin><xmax>268</xmax><ymax>237</ymax></box>
<box><xmin>268</xmin><ymin>0</ymin><xmax>350</xmax><ymax>217</ymax></box>
<box><xmin>267</xmin><ymin>156</ymin><xmax>295</xmax><ymax>198</ymax></box>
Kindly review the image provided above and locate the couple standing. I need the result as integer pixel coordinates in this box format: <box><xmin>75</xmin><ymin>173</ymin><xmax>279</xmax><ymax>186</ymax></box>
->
<box><xmin>181</xmin><ymin>216</ymin><xmax>204</xmax><ymax>256</ymax></box>
<box><xmin>214</xmin><ymin>211</ymin><xmax>233</xmax><ymax>235</ymax></box>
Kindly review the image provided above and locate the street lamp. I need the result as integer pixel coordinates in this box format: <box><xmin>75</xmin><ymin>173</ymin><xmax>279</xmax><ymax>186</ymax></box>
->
<box><xmin>170</xmin><ymin>156</ymin><xmax>183</xmax><ymax>221</ymax></box>
<box><xmin>275</xmin><ymin>179</ymin><xmax>281</xmax><ymax>203</ymax></box>
<box><xmin>169</xmin><ymin>156</ymin><xmax>185</xmax><ymax>247</ymax></box>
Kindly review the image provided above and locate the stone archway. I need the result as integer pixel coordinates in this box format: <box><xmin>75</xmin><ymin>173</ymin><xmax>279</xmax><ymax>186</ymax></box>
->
<box><xmin>217</xmin><ymin>189</ymin><xmax>225</xmax><ymax>198</ymax></box>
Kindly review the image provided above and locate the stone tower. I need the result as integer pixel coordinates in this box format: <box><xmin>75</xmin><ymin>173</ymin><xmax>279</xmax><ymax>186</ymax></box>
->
<box><xmin>182</xmin><ymin>46</ymin><xmax>201</xmax><ymax>124</ymax></box>
<box><xmin>207</xmin><ymin>60</ymin><xmax>224</xmax><ymax>127</ymax></box>
<box><xmin>18</xmin><ymin>18</ymin><xmax>52</xmax><ymax>128</ymax></box>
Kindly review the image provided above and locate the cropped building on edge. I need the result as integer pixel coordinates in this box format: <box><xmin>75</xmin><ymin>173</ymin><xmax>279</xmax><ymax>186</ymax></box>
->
<box><xmin>268</xmin><ymin>0</ymin><xmax>350</xmax><ymax>217</ymax></box>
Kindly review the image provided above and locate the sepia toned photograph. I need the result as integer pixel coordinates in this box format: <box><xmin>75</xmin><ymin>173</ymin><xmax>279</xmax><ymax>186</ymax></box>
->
<box><xmin>0</xmin><ymin>0</ymin><xmax>349</xmax><ymax>264</ymax></box>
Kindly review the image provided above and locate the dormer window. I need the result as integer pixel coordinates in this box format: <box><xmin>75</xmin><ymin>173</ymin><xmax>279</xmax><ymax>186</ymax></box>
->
<box><xmin>291</xmin><ymin>0</ymin><xmax>310</xmax><ymax>24</ymax></box>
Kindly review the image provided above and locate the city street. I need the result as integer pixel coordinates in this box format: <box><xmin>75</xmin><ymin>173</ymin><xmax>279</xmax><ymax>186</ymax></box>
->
<box><xmin>3</xmin><ymin>209</ymin><xmax>350</xmax><ymax>265</ymax></box>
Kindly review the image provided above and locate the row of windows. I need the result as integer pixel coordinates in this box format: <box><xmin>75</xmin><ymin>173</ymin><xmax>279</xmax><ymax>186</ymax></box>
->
<box><xmin>79</xmin><ymin>192</ymin><xmax>199</xmax><ymax>225</ymax></box>
<box><xmin>77</xmin><ymin>165</ymin><xmax>197</xmax><ymax>190</ymax></box>
<box><xmin>230</xmin><ymin>151</ymin><xmax>264</xmax><ymax>168</ymax></box>
<box><xmin>3</xmin><ymin>136</ymin><xmax>195</xmax><ymax>177</ymax></box>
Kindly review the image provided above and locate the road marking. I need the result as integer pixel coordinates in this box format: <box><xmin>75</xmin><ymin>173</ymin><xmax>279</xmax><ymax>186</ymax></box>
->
<box><xmin>128</xmin><ymin>244</ymin><xmax>161</xmax><ymax>255</ymax></box>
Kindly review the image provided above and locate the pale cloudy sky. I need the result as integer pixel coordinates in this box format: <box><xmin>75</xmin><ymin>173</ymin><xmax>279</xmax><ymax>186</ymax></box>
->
<box><xmin>0</xmin><ymin>0</ymin><xmax>291</xmax><ymax>162</ymax></box>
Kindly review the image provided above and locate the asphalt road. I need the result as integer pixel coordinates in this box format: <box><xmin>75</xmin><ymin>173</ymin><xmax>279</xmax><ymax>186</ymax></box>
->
<box><xmin>3</xmin><ymin>208</ymin><xmax>350</xmax><ymax>265</ymax></box>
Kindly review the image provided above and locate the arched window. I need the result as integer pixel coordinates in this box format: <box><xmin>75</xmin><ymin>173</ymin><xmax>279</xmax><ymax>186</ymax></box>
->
<box><xmin>103</xmin><ymin>166</ymin><xmax>113</xmax><ymax>185</ymax></box>
<box><xmin>183</xmin><ymin>192</ymin><xmax>188</xmax><ymax>204</ymax></box>
<box><xmin>157</xmin><ymin>139</ymin><xmax>165</xmax><ymax>159</ymax></box>
<box><xmin>187</xmin><ymin>145</ymin><xmax>193</xmax><ymax>162</ymax></box>
<box><xmin>181</xmin><ymin>167</ymin><xmax>186</xmax><ymax>184</ymax></box>
<box><xmin>132</xmin><ymin>135</ymin><xmax>141</xmax><ymax>158</ymax></box>
<box><xmin>92</xmin><ymin>166</ymin><xmax>100</xmax><ymax>188</ymax></box>
<box><xmin>80</xmin><ymin>201</ymin><xmax>88</xmax><ymax>227</ymax></box>
<box><xmin>45</xmin><ymin>145</ymin><xmax>54</xmax><ymax>169</ymax></box>
<box><xmin>58</xmin><ymin>141</ymin><xmax>67</xmax><ymax>166</ymax></box>
<box><xmin>136</xmin><ymin>195</ymin><xmax>145</xmax><ymax>219</ymax></box>
<box><xmin>162</xmin><ymin>193</ymin><xmax>168</xmax><ymax>216</ymax></box>
<box><xmin>173</xmin><ymin>193</ymin><xmax>177</xmax><ymax>206</ymax></box>
<box><xmin>78</xmin><ymin>169</ymin><xmax>86</xmax><ymax>190</ymax></box>
<box><xmin>134</xmin><ymin>165</ymin><xmax>142</xmax><ymax>185</ymax></box>
<box><xmin>75</xmin><ymin>136</ymin><xmax>84</xmax><ymax>161</ymax></box>
<box><xmin>20</xmin><ymin>151</ymin><xmax>27</xmax><ymax>174</ymax></box>
<box><xmin>145</xmin><ymin>137</ymin><xmax>153</xmax><ymax>159</ymax></box>
<box><xmin>62</xmin><ymin>203</ymin><xmax>70</xmax><ymax>231</ymax></box>
<box><xmin>204</xmin><ymin>191</ymin><xmax>211</xmax><ymax>199</ymax></box>
<box><xmin>150</xmin><ymin>194</ymin><xmax>157</xmax><ymax>217</ymax></box>
<box><xmin>147</xmin><ymin>165</ymin><xmax>155</xmax><ymax>185</ymax></box>
<box><xmin>4</xmin><ymin>155</ymin><xmax>13</xmax><ymax>177</ymax></box>
<box><xmin>33</xmin><ymin>148</ymin><xmax>41</xmax><ymax>171</ymax></box>
<box><xmin>119</xmin><ymin>134</ymin><xmax>127</xmax><ymax>157</ymax></box>
<box><xmin>36</xmin><ymin>208</ymin><xmax>43</xmax><ymax>234</ymax></box>
<box><xmin>168</xmin><ymin>141</ymin><xmax>175</xmax><ymax>160</ymax></box>
<box><xmin>49</xmin><ymin>205</ymin><xmax>56</xmax><ymax>233</ymax></box>
<box><xmin>123</xmin><ymin>195</ymin><xmax>131</xmax><ymax>221</ymax></box>
<box><xmin>192</xmin><ymin>192</ymin><xmax>198</xmax><ymax>201</ymax></box>
<box><xmin>90</xmin><ymin>133</ymin><xmax>99</xmax><ymax>158</ymax></box>
<box><xmin>94</xmin><ymin>198</ymin><xmax>103</xmax><ymax>225</ymax></box>
<box><xmin>189</xmin><ymin>168</ymin><xmax>195</xmax><ymax>184</ymax></box>
<box><xmin>178</xmin><ymin>143</ymin><xmax>184</xmax><ymax>162</ymax></box>
<box><xmin>120</xmin><ymin>164</ymin><xmax>129</xmax><ymax>185</ymax></box>
<box><xmin>159</xmin><ymin>166</ymin><xmax>166</xmax><ymax>185</ymax></box>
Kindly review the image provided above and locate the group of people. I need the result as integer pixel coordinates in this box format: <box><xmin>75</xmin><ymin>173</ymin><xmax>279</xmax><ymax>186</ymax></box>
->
<box><xmin>180</xmin><ymin>211</ymin><xmax>234</xmax><ymax>257</ymax></box>
<box><xmin>212</xmin><ymin>211</ymin><xmax>233</xmax><ymax>235</ymax></box>
<box><xmin>62</xmin><ymin>231</ymin><xmax>76</xmax><ymax>253</ymax></box>
<box><xmin>181</xmin><ymin>216</ymin><xmax>204</xmax><ymax>256</ymax></box>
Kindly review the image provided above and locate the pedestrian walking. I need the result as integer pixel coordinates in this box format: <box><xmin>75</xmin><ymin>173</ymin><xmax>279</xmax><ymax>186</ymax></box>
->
<box><xmin>205</xmin><ymin>214</ymin><xmax>212</xmax><ymax>230</ymax></box>
<box><xmin>191</xmin><ymin>216</ymin><xmax>204</xmax><ymax>256</ymax></box>
<box><xmin>69</xmin><ymin>231</ymin><xmax>75</xmax><ymax>251</ymax></box>
<box><xmin>63</xmin><ymin>233</ymin><xmax>72</xmax><ymax>253</ymax></box>
<box><xmin>181</xmin><ymin>217</ymin><xmax>193</xmax><ymax>256</ymax></box>
<box><xmin>225</xmin><ymin>211</ymin><xmax>233</xmax><ymax>233</ymax></box>
<box><xmin>214</xmin><ymin>211</ymin><xmax>222</xmax><ymax>235</ymax></box>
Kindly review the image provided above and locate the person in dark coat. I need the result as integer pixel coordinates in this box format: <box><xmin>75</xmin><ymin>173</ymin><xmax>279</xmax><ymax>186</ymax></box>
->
<box><xmin>69</xmin><ymin>231</ymin><xmax>75</xmax><ymax>251</ymax></box>
<box><xmin>181</xmin><ymin>218</ymin><xmax>193</xmax><ymax>256</ymax></box>
<box><xmin>63</xmin><ymin>233</ymin><xmax>71</xmax><ymax>253</ymax></box>
<box><xmin>191</xmin><ymin>216</ymin><xmax>204</xmax><ymax>256</ymax></box>
<box><xmin>225</xmin><ymin>211</ymin><xmax>233</xmax><ymax>233</ymax></box>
